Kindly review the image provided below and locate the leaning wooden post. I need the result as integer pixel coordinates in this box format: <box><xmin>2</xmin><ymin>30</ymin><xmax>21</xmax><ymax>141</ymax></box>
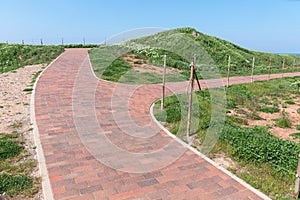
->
<box><xmin>161</xmin><ymin>55</ymin><xmax>167</xmax><ymax>110</ymax></box>
<box><xmin>268</xmin><ymin>58</ymin><xmax>272</xmax><ymax>80</ymax></box>
<box><xmin>282</xmin><ymin>58</ymin><xmax>285</xmax><ymax>78</ymax></box>
<box><xmin>227</xmin><ymin>55</ymin><xmax>231</xmax><ymax>87</ymax></box>
<box><xmin>251</xmin><ymin>57</ymin><xmax>255</xmax><ymax>83</ymax></box>
<box><xmin>186</xmin><ymin>55</ymin><xmax>196</xmax><ymax>142</ymax></box>
<box><xmin>294</xmin><ymin>153</ymin><xmax>300</xmax><ymax>199</ymax></box>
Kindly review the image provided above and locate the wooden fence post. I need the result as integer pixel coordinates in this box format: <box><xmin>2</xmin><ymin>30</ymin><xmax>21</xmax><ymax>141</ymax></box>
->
<box><xmin>282</xmin><ymin>58</ymin><xmax>285</xmax><ymax>78</ymax></box>
<box><xmin>227</xmin><ymin>55</ymin><xmax>231</xmax><ymax>87</ymax></box>
<box><xmin>294</xmin><ymin>153</ymin><xmax>300</xmax><ymax>199</ymax></box>
<box><xmin>161</xmin><ymin>55</ymin><xmax>167</xmax><ymax>110</ymax></box>
<box><xmin>293</xmin><ymin>59</ymin><xmax>296</xmax><ymax>72</ymax></box>
<box><xmin>187</xmin><ymin>55</ymin><xmax>196</xmax><ymax>142</ymax></box>
<box><xmin>268</xmin><ymin>58</ymin><xmax>272</xmax><ymax>80</ymax></box>
<box><xmin>251</xmin><ymin>57</ymin><xmax>255</xmax><ymax>83</ymax></box>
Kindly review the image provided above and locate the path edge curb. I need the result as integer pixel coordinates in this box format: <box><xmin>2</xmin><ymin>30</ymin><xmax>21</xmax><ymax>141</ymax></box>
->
<box><xmin>30</xmin><ymin>52</ymin><xmax>66</xmax><ymax>200</ymax></box>
<box><xmin>149</xmin><ymin>103</ymin><xmax>271</xmax><ymax>200</ymax></box>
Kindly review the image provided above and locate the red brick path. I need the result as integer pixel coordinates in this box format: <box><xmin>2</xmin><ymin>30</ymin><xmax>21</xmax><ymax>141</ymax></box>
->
<box><xmin>34</xmin><ymin>48</ymin><xmax>297</xmax><ymax>199</ymax></box>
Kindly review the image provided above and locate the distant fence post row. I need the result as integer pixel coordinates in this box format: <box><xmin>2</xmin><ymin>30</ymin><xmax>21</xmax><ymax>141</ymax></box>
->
<box><xmin>225</xmin><ymin>56</ymin><xmax>300</xmax><ymax>85</ymax></box>
<box><xmin>4</xmin><ymin>37</ymin><xmax>90</xmax><ymax>45</ymax></box>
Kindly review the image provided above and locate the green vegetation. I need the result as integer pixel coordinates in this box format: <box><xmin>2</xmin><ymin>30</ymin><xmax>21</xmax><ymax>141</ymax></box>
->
<box><xmin>89</xmin><ymin>27</ymin><xmax>300</xmax><ymax>84</ymax></box>
<box><xmin>23</xmin><ymin>88</ymin><xmax>33</xmax><ymax>92</ymax></box>
<box><xmin>0</xmin><ymin>173</ymin><xmax>33</xmax><ymax>195</ymax></box>
<box><xmin>0</xmin><ymin>43</ymin><xmax>64</xmax><ymax>73</ymax></box>
<box><xmin>291</xmin><ymin>80</ymin><xmax>300</xmax><ymax>92</ymax></box>
<box><xmin>101</xmin><ymin>57</ymin><xmax>132</xmax><ymax>82</ymax></box>
<box><xmin>291</xmin><ymin>133</ymin><xmax>300</xmax><ymax>139</ymax></box>
<box><xmin>0</xmin><ymin>140</ymin><xmax>22</xmax><ymax>160</ymax></box>
<box><xmin>285</xmin><ymin>100</ymin><xmax>296</xmax><ymax>104</ymax></box>
<box><xmin>60</xmin><ymin>44</ymin><xmax>98</xmax><ymax>48</ymax></box>
<box><xmin>275</xmin><ymin>117</ymin><xmax>292</xmax><ymax>128</ymax></box>
<box><xmin>31</xmin><ymin>70</ymin><xmax>43</xmax><ymax>84</ymax></box>
<box><xmin>0</xmin><ymin>133</ymin><xmax>38</xmax><ymax>197</ymax></box>
<box><xmin>153</xmin><ymin>76</ymin><xmax>300</xmax><ymax>199</ymax></box>
<box><xmin>89</xmin><ymin>45</ymin><xmax>186</xmax><ymax>84</ymax></box>
<box><xmin>258</xmin><ymin>106</ymin><xmax>280</xmax><ymax>113</ymax></box>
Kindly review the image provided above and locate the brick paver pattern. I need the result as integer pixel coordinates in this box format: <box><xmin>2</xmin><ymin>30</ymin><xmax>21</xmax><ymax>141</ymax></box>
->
<box><xmin>35</xmin><ymin>49</ymin><xmax>300</xmax><ymax>199</ymax></box>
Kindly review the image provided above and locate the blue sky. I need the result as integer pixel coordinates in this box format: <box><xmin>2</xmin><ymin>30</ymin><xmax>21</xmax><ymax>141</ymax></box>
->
<box><xmin>0</xmin><ymin>0</ymin><xmax>299</xmax><ymax>53</ymax></box>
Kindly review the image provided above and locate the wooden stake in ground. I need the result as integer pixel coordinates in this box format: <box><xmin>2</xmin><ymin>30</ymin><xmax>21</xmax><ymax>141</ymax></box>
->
<box><xmin>186</xmin><ymin>55</ymin><xmax>196</xmax><ymax>142</ymax></box>
<box><xmin>268</xmin><ymin>58</ymin><xmax>272</xmax><ymax>80</ymax></box>
<box><xmin>282</xmin><ymin>58</ymin><xmax>285</xmax><ymax>78</ymax></box>
<box><xmin>294</xmin><ymin>153</ymin><xmax>300</xmax><ymax>199</ymax></box>
<box><xmin>161</xmin><ymin>55</ymin><xmax>167</xmax><ymax>110</ymax></box>
<box><xmin>251</xmin><ymin>57</ymin><xmax>255</xmax><ymax>83</ymax></box>
<box><xmin>293</xmin><ymin>59</ymin><xmax>296</xmax><ymax>72</ymax></box>
<box><xmin>227</xmin><ymin>55</ymin><xmax>231</xmax><ymax>87</ymax></box>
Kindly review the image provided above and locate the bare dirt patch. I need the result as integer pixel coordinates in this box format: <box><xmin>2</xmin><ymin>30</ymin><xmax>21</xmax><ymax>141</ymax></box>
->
<box><xmin>122</xmin><ymin>54</ymin><xmax>181</xmax><ymax>75</ymax></box>
<box><xmin>0</xmin><ymin>64</ymin><xmax>45</xmax><ymax>200</ymax></box>
<box><xmin>212</xmin><ymin>152</ymin><xmax>238</xmax><ymax>169</ymax></box>
<box><xmin>228</xmin><ymin>96</ymin><xmax>300</xmax><ymax>141</ymax></box>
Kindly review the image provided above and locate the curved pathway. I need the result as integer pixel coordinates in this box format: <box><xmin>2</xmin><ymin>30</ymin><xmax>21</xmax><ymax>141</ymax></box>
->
<box><xmin>34</xmin><ymin>49</ymin><xmax>299</xmax><ymax>199</ymax></box>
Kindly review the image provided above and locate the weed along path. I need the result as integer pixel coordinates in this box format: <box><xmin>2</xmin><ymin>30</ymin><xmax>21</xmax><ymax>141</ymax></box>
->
<box><xmin>34</xmin><ymin>48</ymin><xmax>299</xmax><ymax>200</ymax></box>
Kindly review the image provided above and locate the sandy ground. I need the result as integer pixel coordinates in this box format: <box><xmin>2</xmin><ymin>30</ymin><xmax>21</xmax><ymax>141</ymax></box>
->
<box><xmin>228</xmin><ymin>97</ymin><xmax>300</xmax><ymax>141</ymax></box>
<box><xmin>123</xmin><ymin>54</ymin><xmax>181</xmax><ymax>75</ymax></box>
<box><xmin>0</xmin><ymin>64</ymin><xmax>45</xmax><ymax>199</ymax></box>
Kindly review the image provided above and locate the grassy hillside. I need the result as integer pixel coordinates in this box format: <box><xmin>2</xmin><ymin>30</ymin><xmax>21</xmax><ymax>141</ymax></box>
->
<box><xmin>0</xmin><ymin>43</ymin><xmax>64</xmax><ymax>73</ymax></box>
<box><xmin>129</xmin><ymin>28</ymin><xmax>299</xmax><ymax>67</ymax></box>
<box><xmin>90</xmin><ymin>27</ymin><xmax>300</xmax><ymax>83</ymax></box>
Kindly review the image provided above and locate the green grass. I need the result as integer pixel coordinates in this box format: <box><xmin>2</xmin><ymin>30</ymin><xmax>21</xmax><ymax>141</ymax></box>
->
<box><xmin>60</xmin><ymin>44</ymin><xmax>98</xmax><ymax>48</ymax></box>
<box><xmin>259</xmin><ymin>97</ymin><xmax>272</xmax><ymax>105</ymax></box>
<box><xmin>0</xmin><ymin>173</ymin><xmax>33</xmax><ymax>195</ymax></box>
<box><xmin>275</xmin><ymin>117</ymin><xmax>292</xmax><ymax>128</ymax></box>
<box><xmin>0</xmin><ymin>133</ymin><xmax>38</xmax><ymax>197</ymax></box>
<box><xmin>291</xmin><ymin>133</ymin><xmax>300</xmax><ymax>139</ymax></box>
<box><xmin>89</xmin><ymin>45</ymin><xmax>186</xmax><ymax>84</ymax></box>
<box><xmin>259</xmin><ymin>106</ymin><xmax>280</xmax><ymax>113</ymax></box>
<box><xmin>31</xmin><ymin>70</ymin><xmax>43</xmax><ymax>84</ymax></box>
<box><xmin>23</xmin><ymin>88</ymin><xmax>33</xmax><ymax>92</ymax></box>
<box><xmin>285</xmin><ymin>100</ymin><xmax>296</xmax><ymax>105</ymax></box>
<box><xmin>0</xmin><ymin>140</ymin><xmax>22</xmax><ymax>160</ymax></box>
<box><xmin>153</xmin><ymin>76</ymin><xmax>300</xmax><ymax>199</ymax></box>
<box><xmin>0</xmin><ymin>43</ymin><xmax>64</xmax><ymax>74</ymax></box>
<box><xmin>275</xmin><ymin>111</ymin><xmax>292</xmax><ymax>128</ymax></box>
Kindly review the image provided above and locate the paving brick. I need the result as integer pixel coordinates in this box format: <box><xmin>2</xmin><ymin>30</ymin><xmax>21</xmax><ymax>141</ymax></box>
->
<box><xmin>146</xmin><ymin>189</ymin><xmax>170</xmax><ymax>199</ymax></box>
<box><xmin>79</xmin><ymin>184</ymin><xmax>103</xmax><ymax>195</ymax></box>
<box><xmin>33</xmin><ymin>49</ymin><xmax>274</xmax><ymax>199</ymax></box>
<box><xmin>137</xmin><ymin>178</ymin><xmax>159</xmax><ymax>188</ymax></box>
